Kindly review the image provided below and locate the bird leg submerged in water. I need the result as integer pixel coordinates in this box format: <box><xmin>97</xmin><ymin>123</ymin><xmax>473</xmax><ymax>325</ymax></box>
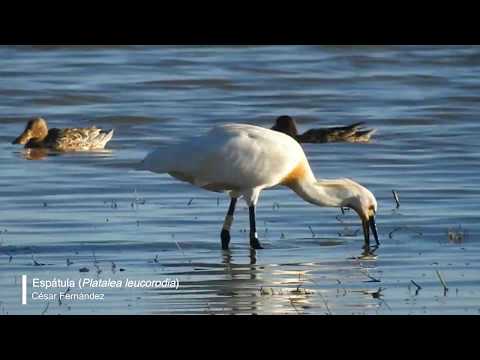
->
<box><xmin>249</xmin><ymin>205</ymin><xmax>263</xmax><ymax>250</ymax></box>
<box><xmin>220</xmin><ymin>198</ymin><xmax>263</xmax><ymax>250</ymax></box>
<box><xmin>221</xmin><ymin>198</ymin><xmax>237</xmax><ymax>250</ymax></box>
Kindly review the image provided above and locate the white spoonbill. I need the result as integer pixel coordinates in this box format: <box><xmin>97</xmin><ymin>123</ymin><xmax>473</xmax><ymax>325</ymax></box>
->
<box><xmin>142</xmin><ymin>123</ymin><xmax>379</xmax><ymax>250</ymax></box>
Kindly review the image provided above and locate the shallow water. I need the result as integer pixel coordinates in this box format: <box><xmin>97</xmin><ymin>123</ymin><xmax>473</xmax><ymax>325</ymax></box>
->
<box><xmin>1</xmin><ymin>45</ymin><xmax>479</xmax><ymax>315</ymax></box>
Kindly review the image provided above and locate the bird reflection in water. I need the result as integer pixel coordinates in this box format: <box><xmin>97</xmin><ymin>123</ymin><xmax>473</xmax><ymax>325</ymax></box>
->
<box><xmin>217</xmin><ymin>249</ymin><xmax>262</xmax><ymax>314</ymax></box>
<box><xmin>358</xmin><ymin>245</ymin><xmax>379</xmax><ymax>260</ymax></box>
<box><xmin>21</xmin><ymin>148</ymin><xmax>113</xmax><ymax>161</ymax></box>
<box><xmin>219</xmin><ymin>249</ymin><xmax>317</xmax><ymax>315</ymax></box>
<box><xmin>23</xmin><ymin>148</ymin><xmax>50</xmax><ymax>160</ymax></box>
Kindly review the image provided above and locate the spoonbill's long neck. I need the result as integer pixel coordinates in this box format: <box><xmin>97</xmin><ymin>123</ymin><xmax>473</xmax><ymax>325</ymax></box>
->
<box><xmin>290</xmin><ymin>175</ymin><xmax>347</xmax><ymax>208</ymax></box>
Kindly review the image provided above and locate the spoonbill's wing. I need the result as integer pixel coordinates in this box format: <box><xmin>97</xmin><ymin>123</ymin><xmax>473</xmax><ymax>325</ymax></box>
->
<box><xmin>144</xmin><ymin>124</ymin><xmax>307</xmax><ymax>191</ymax></box>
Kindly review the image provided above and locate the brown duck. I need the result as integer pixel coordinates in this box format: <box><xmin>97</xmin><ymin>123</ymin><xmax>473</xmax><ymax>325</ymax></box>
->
<box><xmin>271</xmin><ymin>115</ymin><xmax>376</xmax><ymax>143</ymax></box>
<box><xmin>12</xmin><ymin>118</ymin><xmax>114</xmax><ymax>151</ymax></box>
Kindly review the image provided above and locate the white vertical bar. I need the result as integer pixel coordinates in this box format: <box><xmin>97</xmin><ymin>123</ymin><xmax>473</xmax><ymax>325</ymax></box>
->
<box><xmin>22</xmin><ymin>275</ymin><xmax>27</xmax><ymax>305</ymax></box>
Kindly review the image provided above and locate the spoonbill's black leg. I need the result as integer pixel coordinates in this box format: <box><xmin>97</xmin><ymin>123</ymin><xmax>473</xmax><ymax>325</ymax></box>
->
<box><xmin>249</xmin><ymin>205</ymin><xmax>264</xmax><ymax>249</ymax></box>
<box><xmin>221</xmin><ymin>197</ymin><xmax>237</xmax><ymax>250</ymax></box>
<box><xmin>369</xmin><ymin>216</ymin><xmax>380</xmax><ymax>246</ymax></box>
<box><xmin>362</xmin><ymin>219</ymin><xmax>371</xmax><ymax>252</ymax></box>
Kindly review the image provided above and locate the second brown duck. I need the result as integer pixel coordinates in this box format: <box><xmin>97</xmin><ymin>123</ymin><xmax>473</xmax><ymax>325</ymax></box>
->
<box><xmin>271</xmin><ymin>115</ymin><xmax>376</xmax><ymax>143</ymax></box>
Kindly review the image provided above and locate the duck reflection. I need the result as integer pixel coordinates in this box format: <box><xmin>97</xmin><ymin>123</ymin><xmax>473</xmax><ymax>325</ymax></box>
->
<box><xmin>20</xmin><ymin>148</ymin><xmax>113</xmax><ymax>160</ymax></box>
<box><xmin>23</xmin><ymin>148</ymin><xmax>50</xmax><ymax>160</ymax></box>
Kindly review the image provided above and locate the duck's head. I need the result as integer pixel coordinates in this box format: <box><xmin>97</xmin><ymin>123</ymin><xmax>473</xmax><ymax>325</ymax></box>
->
<box><xmin>271</xmin><ymin>115</ymin><xmax>299</xmax><ymax>138</ymax></box>
<box><xmin>12</xmin><ymin>118</ymin><xmax>49</xmax><ymax>145</ymax></box>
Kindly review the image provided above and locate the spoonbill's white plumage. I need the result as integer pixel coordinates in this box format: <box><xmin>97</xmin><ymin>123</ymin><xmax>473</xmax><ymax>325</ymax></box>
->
<box><xmin>142</xmin><ymin>123</ymin><xmax>379</xmax><ymax>250</ymax></box>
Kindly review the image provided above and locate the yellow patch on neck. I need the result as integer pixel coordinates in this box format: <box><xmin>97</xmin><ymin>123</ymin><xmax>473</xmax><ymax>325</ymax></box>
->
<box><xmin>281</xmin><ymin>161</ymin><xmax>308</xmax><ymax>185</ymax></box>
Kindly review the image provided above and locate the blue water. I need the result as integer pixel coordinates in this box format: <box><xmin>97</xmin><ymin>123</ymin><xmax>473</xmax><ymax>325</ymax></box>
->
<box><xmin>0</xmin><ymin>45</ymin><xmax>479</xmax><ymax>315</ymax></box>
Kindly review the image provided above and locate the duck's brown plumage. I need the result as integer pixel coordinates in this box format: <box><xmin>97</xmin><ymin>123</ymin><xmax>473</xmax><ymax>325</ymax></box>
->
<box><xmin>12</xmin><ymin>118</ymin><xmax>114</xmax><ymax>151</ymax></box>
<box><xmin>271</xmin><ymin>115</ymin><xmax>376</xmax><ymax>143</ymax></box>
